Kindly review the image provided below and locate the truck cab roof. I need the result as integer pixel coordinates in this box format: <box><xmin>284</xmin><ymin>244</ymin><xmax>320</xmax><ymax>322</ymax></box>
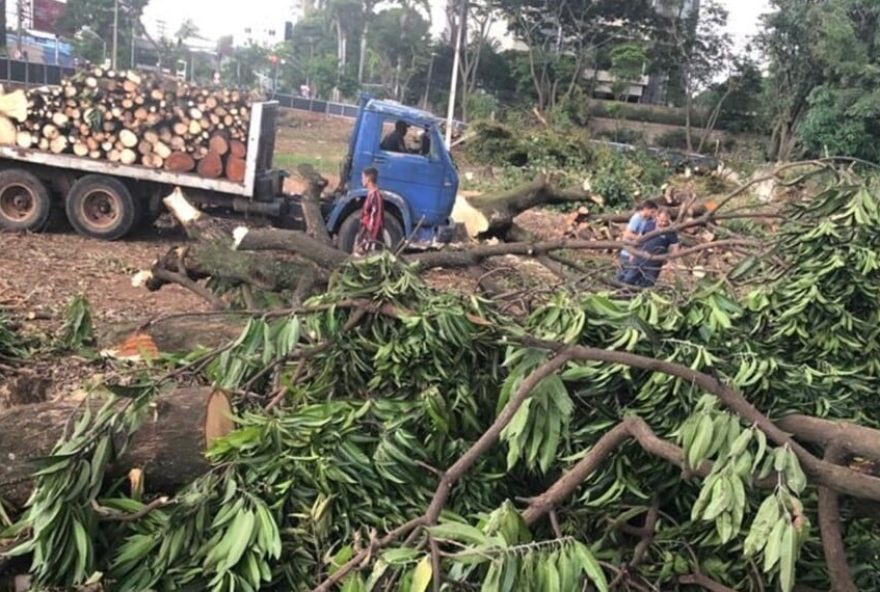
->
<box><xmin>363</xmin><ymin>99</ymin><xmax>439</xmax><ymax>127</ymax></box>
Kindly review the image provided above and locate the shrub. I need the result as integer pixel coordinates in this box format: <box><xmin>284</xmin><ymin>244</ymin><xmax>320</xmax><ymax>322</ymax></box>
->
<box><xmin>595</xmin><ymin>128</ymin><xmax>645</xmax><ymax>145</ymax></box>
<box><xmin>463</xmin><ymin>121</ymin><xmax>593</xmax><ymax>170</ymax></box>
<box><xmin>655</xmin><ymin>128</ymin><xmax>691</xmax><ymax>150</ymax></box>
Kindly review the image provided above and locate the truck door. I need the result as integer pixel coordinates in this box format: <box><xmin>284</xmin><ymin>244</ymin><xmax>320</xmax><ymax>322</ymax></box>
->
<box><xmin>358</xmin><ymin>118</ymin><xmax>450</xmax><ymax>227</ymax></box>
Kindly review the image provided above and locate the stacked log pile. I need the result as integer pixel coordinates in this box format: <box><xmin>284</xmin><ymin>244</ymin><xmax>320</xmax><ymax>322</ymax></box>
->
<box><xmin>0</xmin><ymin>68</ymin><xmax>252</xmax><ymax>182</ymax></box>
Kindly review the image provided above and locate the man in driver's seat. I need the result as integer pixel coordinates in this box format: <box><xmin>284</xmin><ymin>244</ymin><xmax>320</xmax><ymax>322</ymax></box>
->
<box><xmin>381</xmin><ymin>120</ymin><xmax>411</xmax><ymax>153</ymax></box>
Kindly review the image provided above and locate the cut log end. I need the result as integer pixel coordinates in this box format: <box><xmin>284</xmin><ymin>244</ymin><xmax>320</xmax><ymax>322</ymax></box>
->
<box><xmin>131</xmin><ymin>270</ymin><xmax>155</xmax><ymax>288</ymax></box>
<box><xmin>232</xmin><ymin>226</ymin><xmax>249</xmax><ymax>250</ymax></box>
<box><xmin>163</xmin><ymin>188</ymin><xmax>202</xmax><ymax>226</ymax></box>
<box><xmin>451</xmin><ymin>195</ymin><xmax>491</xmax><ymax>238</ymax></box>
<box><xmin>204</xmin><ymin>389</ymin><xmax>235</xmax><ymax>448</ymax></box>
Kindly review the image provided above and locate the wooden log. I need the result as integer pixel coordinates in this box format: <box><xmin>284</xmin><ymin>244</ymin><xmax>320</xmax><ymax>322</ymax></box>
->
<box><xmin>119</xmin><ymin>128</ymin><xmax>138</xmax><ymax>148</ymax></box>
<box><xmin>16</xmin><ymin>130</ymin><xmax>33</xmax><ymax>149</ymax></box>
<box><xmin>196</xmin><ymin>151</ymin><xmax>223</xmax><ymax>179</ymax></box>
<box><xmin>138</xmin><ymin>140</ymin><xmax>154</xmax><ymax>156</ymax></box>
<box><xmin>153</xmin><ymin>141</ymin><xmax>172</xmax><ymax>160</ymax></box>
<box><xmin>229</xmin><ymin>140</ymin><xmax>246</xmax><ymax>159</ymax></box>
<box><xmin>0</xmin><ymin>387</ymin><xmax>232</xmax><ymax>509</ymax></box>
<box><xmin>165</xmin><ymin>151</ymin><xmax>196</xmax><ymax>173</ymax></box>
<box><xmin>41</xmin><ymin>124</ymin><xmax>60</xmax><ymax>140</ymax></box>
<box><xmin>188</xmin><ymin>120</ymin><xmax>203</xmax><ymax>136</ymax></box>
<box><xmin>73</xmin><ymin>141</ymin><xmax>90</xmax><ymax>157</ymax></box>
<box><xmin>51</xmin><ymin>112</ymin><xmax>69</xmax><ymax>128</ymax></box>
<box><xmin>209</xmin><ymin>132</ymin><xmax>229</xmax><ymax>156</ymax></box>
<box><xmin>120</xmin><ymin>148</ymin><xmax>137</xmax><ymax>165</ymax></box>
<box><xmin>225</xmin><ymin>157</ymin><xmax>246</xmax><ymax>183</ymax></box>
<box><xmin>49</xmin><ymin>136</ymin><xmax>69</xmax><ymax>154</ymax></box>
<box><xmin>0</xmin><ymin>116</ymin><xmax>17</xmax><ymax>145</ymax></box>
<box><xmin>0</xmin><ymin>89</ymin><xmax>28</xmax><ymax>122</ymax></box>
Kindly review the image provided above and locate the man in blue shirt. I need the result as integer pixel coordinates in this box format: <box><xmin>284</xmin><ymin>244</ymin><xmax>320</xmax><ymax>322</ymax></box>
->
<box><xmin>618</xmin><ymin>200</ymin><xmax>659</xmax><ymax>280</ymax></box>
<box><xmin>620</xmin><ymin>209</ymin><xmax>680</xmax><ymax>287</ymax></box>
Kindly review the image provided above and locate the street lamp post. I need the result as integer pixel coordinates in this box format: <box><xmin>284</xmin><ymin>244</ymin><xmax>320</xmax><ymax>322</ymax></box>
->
<box><xmin>445</xmin><ymin>0</ymin><xmax>467</xmax><ymax>147</ymax></box>
<box><xmin>112</xmin><ymin>0</ymin><xmax>119</xmax><ymax>70</ymax></box>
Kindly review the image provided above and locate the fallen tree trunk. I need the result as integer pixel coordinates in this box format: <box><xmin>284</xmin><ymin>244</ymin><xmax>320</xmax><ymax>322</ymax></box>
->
<box><xmin>452</xmin><ymin>176</ymin><xmax>590</xmax><ymax>239</ymax></box>
<box><xmin>0</xmin><ymin>387</ymin><xmax>229</xmax><ymax>508</ymax></box>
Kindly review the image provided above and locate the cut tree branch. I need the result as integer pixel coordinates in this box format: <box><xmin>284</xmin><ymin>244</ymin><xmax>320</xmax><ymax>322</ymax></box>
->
<box><xmin>522</xmin><ymin>337</ymin><xmax>880</xmax><ymax>501</ymax></box>
<box><xmin>817</xmin><ymin>445</ymin><xmax>858</xmax><ymax>592</ymax></box>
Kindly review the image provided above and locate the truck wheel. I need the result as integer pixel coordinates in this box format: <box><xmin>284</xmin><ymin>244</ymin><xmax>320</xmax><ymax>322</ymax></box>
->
<box><xmin>66</xmin><ymin>176</ymin><xmax>139</xmax><ymax>241</ymax></box>
<box><xmin>337</xmin><ymin>210</ymin><xmax>404</xmax><ymax>254</ymax></box>
<box><xmin>0</xmin><ymin>169</ymin><xmax>52</xmax><ymax>232</ymax></box>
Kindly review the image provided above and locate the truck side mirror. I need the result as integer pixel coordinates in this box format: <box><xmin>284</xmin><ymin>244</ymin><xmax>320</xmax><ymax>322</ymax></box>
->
<box><xmin>421</xmin><ymin>129</ymin><xmax>431</xmax><ymax>156</ymax></box>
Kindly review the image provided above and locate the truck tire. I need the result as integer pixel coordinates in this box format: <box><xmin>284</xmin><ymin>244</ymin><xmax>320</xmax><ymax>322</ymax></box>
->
<box><xmin>0</xmin><ymin>169</ymin><xmax>52</xmax><ymax>232</ymax></box>
<box><xmin>337</xmin><ymin>209</ymin><xmax>404</xmax><ymax>254</ymax></box>
<box><xmin>65</xmin><ymin>175</ymin><xmax>139</xmax><ymax>241</ymax></box>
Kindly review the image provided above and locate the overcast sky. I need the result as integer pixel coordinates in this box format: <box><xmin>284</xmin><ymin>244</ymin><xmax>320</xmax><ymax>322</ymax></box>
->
<box><xmin>141</xmin><ymin>0</ymin><xmax>772</xmax><ymax>48</ymax></box>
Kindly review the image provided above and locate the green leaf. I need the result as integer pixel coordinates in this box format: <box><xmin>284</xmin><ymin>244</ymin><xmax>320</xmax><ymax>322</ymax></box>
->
<box><xmin>784</xmin><ymin>451</ymin><xmax>807</xmax><ymax>494</ymax></box>
<box><xmin>744</xmin><ymin>496</ymin><xmax>780</xmax><ymax>558</ymax></box>
<box><xmin>410</xmin><ymin>555</ymin><xmax>432</xmax><ymax>592</ymax></box>
<box><xmin>779</xmin><ymin>523</ymin><xmax>798</xmax><ymax>592</ymax></box>
<box><xmin>573</xmin><ymin>541</ymin><xmax>608</xmax><ymax>592</ymax></box>
<box><xmin>381</xmin><ymin>548</ymin><xmax>422</xmax><ymax>565</ymax></box>
<box><xmin>72</xmin><ymin>518</ymin><xmax>90</xmax><ymax>582</ymax></box>
<box><xmin>429</xmin><ymin>522</ymin><xmax>489</xmax><ymax>546</ymax></box>
<box><xmin>763</xmin><ymin>517</ymin><xmax>787</xmax><ymax>573</ymax></box>
<box><xmin>222</xmin><ymin>510</ymin><xmax>255</xmax><ymax>571</ymax></box>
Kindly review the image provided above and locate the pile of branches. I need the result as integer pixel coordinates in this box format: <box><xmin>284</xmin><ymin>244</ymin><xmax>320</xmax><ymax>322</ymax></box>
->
<box><xmin>0</xmin><ymin>67</ymin><xmax>252</xmax><ymax>180</ymax></box>
<box><xmin>2</xmin><ymin>169</ymin><xmax>880</xmax><ymax>591</ymax></box>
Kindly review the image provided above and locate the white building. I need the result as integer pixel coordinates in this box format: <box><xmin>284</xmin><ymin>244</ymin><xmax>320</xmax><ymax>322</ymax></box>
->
<box><xmin>235</xmin><ymin>0</ymin><xmax>305</xmax><ymax>47</ymax></box>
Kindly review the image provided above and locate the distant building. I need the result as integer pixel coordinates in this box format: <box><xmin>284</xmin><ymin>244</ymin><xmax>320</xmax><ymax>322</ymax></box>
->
<box><xmin>644</xmin><ymin>0</ymin><xmax>702</xmax><ymax>105</ymax></box>
<box><xmin>32</xmin><ymin>0</ymin><xmax>66</xmax><ymax>33</ymax></box>
<box><xmin>6</xmin><ymin>0</ymin><xmax>66</xmax><ymax>35</ymax></box>
<box><xmin>235</xmin><ymin>1</ymin><xmax>303</xmax><ymax>47</ymax></box>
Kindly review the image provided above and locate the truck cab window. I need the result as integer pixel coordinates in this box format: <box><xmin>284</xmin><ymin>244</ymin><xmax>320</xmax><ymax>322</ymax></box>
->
<box><xmin>380</xmin><ymin>120</ymin><xmax>427</xmax><ymax>157</ymax></box>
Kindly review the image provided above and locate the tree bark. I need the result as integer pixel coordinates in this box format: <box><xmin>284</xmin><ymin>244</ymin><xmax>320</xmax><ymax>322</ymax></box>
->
<box><xmin>0</xmin><ymin>387</ymin><xmax>228</xmax><ymax>509</ymax></box>
<box><xmin>296</xmin><ymin>164</ymin><xmax>333</xmax><ymax>246</ymax></box>
<box><xmin>454</xmin><ymin>176</ymin><xmax>589</xmax><ymax>239</ymax></box>
<box><xmin>818</xmin><ymin>446</ymin><xmax>859</xmax><ymax>592</ymax></box>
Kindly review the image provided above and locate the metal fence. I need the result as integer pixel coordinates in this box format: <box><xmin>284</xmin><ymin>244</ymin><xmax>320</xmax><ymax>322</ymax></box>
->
<box><xmin>0</xmin><ymin>58</ymin><xmax>75</xmax><ymax>87</ymax></box>
<box><xmin>271</xmin><ymin>93</ymin><xmax>362</xmax><ymax>119</ymax></box>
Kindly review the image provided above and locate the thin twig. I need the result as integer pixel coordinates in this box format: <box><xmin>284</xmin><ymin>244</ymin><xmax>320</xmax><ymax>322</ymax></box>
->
<box><xmin>92</xmin><ymin>496</ymin><xmax>172</xmax><ymax>523</ymax></box>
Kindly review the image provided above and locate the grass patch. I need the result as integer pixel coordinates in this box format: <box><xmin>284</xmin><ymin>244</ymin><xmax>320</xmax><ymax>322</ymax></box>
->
<box><xmin>273</xmin><ymin>152</ymin><xmax>341</xmax><ymax>177</ymax></box>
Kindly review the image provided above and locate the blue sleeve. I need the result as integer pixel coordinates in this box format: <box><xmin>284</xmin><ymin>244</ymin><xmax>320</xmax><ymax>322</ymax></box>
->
<box><xmin>627</xmin><ymin>214</ymin><xmax>642</xmax><ymax>233</ymax></box>
<box><xmin>668</xmin><ymin>232</ymin><xmax>679</xmax><ymax>245</ymax></box>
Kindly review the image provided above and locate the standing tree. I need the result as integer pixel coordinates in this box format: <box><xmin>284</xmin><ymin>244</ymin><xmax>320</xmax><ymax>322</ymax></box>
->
<box><xmin>652</xmin><ymin>0</ymin><xmax>732</xmax><ymax>153</ymax></box>
<box><xmin>492</xmin><ymin>0</ymin><xmax>657</xmax><ymax>113</ymax></box>
<box><xmin>357</xmin><ymin>0</ymin><xmax>381</xmax><ymax>84</ymax></box>
<box><xmin>62</xmin><ymin>0</ymin><xmax>149</xmax><ymax>68</ymax></box>
<box><xmin>758</xmin><ymin>0</ymin><xmax>824</xmax><ymax>161</ymax></box>
<box><xmin>368</xmin><ymin>6</ymin><xmax>432</xmax><ymax>101</ymax></box>
<box><xmin>792</xmin><ymin>0</ymin><xmax>880</xmax><ymax>162</ymax></box>
<box><xmin>446</xmin><ymin>0</ymin><xmax>498</xmax><ymax>121</ymax></box>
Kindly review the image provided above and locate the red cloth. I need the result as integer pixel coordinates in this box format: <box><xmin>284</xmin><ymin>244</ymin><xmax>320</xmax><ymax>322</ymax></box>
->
<box><xmin>358</xmin><ymin>188</ymin><xmax>385</xmax><ymax>250</ymax></box>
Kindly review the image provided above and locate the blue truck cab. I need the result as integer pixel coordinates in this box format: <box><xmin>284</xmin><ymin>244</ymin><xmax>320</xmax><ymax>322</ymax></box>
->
<box><xmin>325</xmin><ymin>95</ymin><xmax>459</xmax><ymax>250</ymax></box>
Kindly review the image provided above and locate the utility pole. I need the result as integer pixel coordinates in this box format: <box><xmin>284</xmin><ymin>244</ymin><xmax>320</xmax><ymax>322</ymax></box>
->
<box><xmin>131</xmin><ymin>19</ymin><xmax>136</xmax><ymax>68</ymax></box>
<box><xmin>422</xmin><ymin>52</ymin><xmax>436</xmax><ymax>110</ymax></box>
<box><xmin>16</xmin><ymin>0</ymin><xmax>24</xmax><ymax>55</ymax></box>
<box><xmin>0</xmin><ymin>0</ymin><xmax>8</xmax><ymax>54</ymax></box>
<box><xmin>445</xmin><ymin>0</ymin><xmax>466</xmax><ymax>147</ymax></box>
<box><xmin>112</xmin><ymin>0</ymin><xmax>119</xmax><ymax>69</ymax></box>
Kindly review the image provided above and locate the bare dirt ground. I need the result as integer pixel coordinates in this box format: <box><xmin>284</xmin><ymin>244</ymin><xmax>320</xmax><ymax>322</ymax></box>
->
<box><xmin>0</xmin><ymin>229</ymin><xmax>209</xmax><ymax>329</ymax></box>
<box><xmin>0</xmin><ymin>227</ymin><xmax>212</xmax><ymax>407</ymax></box>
